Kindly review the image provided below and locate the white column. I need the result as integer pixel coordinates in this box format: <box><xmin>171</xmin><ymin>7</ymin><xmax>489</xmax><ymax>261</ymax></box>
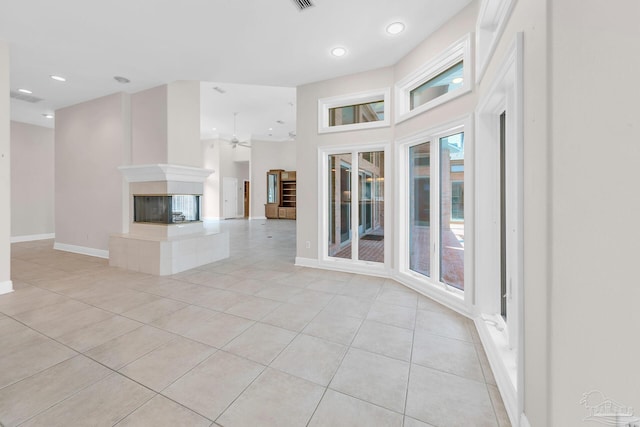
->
<box><xmin>0</xmin><ymin>40</ymin><xmax>13</xmax><ymax>294</ymax></box>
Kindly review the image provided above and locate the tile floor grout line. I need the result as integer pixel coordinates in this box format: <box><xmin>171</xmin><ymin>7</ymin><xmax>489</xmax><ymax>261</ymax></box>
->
<box><xmin>210</xmin><ymin>362</ymin><xmax>270</xmax><ymax>424</ymax></box>
<box><xmin>83</xmin><ymin>332</ymin><xmax>182</xmax><ymax>372</ymax></box>
<box><xmin>304</xmin><ymin>286</ymin><xmax>381</xmax><ymax>425</ymax></box>
<box><xmin>13</xmin><ymin>371</ymin><xmax>149</xmax><ymax>427</ymax></box>
<box><xmin>469</xmin><ymin>322</ymin><xmax>504</xmax><ymax>426</ymax></box>
<box><xmin>402</xmin><ymin>299</ymin><xmax>419</xmax><ymax>427</ymax></box>
<box><xmin>5</xmin><ymin>222</ymin><xmax>506</xmax><ymax>425</ymax></box>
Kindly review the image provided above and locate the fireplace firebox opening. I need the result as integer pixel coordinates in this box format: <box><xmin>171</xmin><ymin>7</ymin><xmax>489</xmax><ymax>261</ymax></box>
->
<box><xmin>134</xmin><ymin>195</ymin><xmax>201</xmax><ymax>224</ymax></box>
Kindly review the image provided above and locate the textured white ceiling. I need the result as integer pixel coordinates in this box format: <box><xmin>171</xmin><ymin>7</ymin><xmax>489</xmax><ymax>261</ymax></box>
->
<box><xmin>0</xmin><ymin>0</ymin><xmax>471</xmax><ymax>136</ymax></box>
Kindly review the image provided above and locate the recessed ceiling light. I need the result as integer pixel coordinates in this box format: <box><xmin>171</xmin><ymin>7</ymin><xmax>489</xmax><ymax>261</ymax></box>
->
<box><xmin>42</xmin><ymin>114</ymin><xmax>54</xmax><ymax>119</ymax></box>
<box><xmin>212</xmin><ymin>127</ymin><xmax>217</xmax><ymax>131</ymax></box>
<box><xmin>268</xmin><ymin>128</ymin><xmax>273</xmax><ymax>131</ymax></box>
<box><xmin>18</xmin><ymin>88</ymin><xmax>33</xmax><ymax>94</ymax></box>
<box><xmin>50</xmin><ymin>75</ymin><xmax>66</xmax><ymax>82</ymax></box>
<box><xmin>114</xmin><ymin>76</ymin><xmax>130</xmax><ymax>84</ymax></box>
<box><xmin>331</xmin><ymin>47</ymin><xmax>347</xmax><ymax>57</ymax></box>
<box><xmin>452</xmin><ymin>77</ymin><xmax>464</xmax><ymax>84</ymax></box>
<box><xmin>386</xmin><ymin>22</ymin><xmax>405</xmax><ymax>35</ymax></box>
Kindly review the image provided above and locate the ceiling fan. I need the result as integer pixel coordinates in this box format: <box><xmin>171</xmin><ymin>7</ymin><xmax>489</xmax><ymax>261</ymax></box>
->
<box><xmin>230</xmin><ymin>112</ymin><xmax>251</xmax><ymax>148</ymax></box>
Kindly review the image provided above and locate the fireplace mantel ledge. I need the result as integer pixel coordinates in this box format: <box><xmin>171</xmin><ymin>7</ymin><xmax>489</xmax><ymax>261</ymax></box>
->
<box><xmin>118</xmin><ymin>164</ymin><xmax>213</xmax><ymax>183</ymax></box>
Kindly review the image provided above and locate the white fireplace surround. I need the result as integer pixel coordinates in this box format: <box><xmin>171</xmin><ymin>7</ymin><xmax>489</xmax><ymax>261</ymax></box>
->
<box><xmin>118</xmin><ymin>163</ymin><xmax>214</xmax><ymax>184</ymax></box>
<box><xmin>109</xmin><ymin>163</ymin><xmax>229</xmax><ymax>276</ymax></box>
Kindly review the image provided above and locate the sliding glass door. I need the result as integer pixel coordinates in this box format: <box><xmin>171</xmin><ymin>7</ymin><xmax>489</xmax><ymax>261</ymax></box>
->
<box><xmin>326</xmin><ymin>149</ymin><xmax>385</xmax><ymax>264</ymax></box>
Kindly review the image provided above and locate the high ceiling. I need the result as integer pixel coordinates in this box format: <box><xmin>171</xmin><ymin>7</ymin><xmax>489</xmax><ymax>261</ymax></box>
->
<box><xmin>1</xmin><ymin>0</ymin><xmax>472</xmax><ymax>139</ymax></box>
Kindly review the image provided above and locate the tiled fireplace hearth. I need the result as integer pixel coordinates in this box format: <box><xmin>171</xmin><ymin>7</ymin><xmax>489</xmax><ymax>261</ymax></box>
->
<box><xmin>109</xmin><ymin>164</ymin><xmax>229</xmax><ymax>275</ymax></box>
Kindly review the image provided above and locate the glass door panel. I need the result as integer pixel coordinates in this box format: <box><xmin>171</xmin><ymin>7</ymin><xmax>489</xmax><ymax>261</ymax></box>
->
<box><xmin>439</xmin><ymin>132</ymin><xmax>465</xmax><ymax>290</ymax></box>
<box><xmin>358</xmin><ymin>151</ymin><xmax>384</xmax><ymax>262</ymax></box>
<box><xmin>267</xmin><ymin>173</ymin><xmax>278</xmax><ymax>204</ymax></box>
<box><xmin>328</xmin><ymin>154</ymin><xmax>352</xmax><ymax>259</ymax></box>
<box><xmin>409</xmin><ymin>142</ymin><xmax>431</xmax><ymax>277</ymax></box>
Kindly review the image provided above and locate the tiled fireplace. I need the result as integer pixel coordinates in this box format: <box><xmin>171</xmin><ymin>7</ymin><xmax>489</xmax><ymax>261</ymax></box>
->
<box><xmin>109</xmin><ymin>164</ymin><xmax>229</xmax><ymax>275</ymax></box>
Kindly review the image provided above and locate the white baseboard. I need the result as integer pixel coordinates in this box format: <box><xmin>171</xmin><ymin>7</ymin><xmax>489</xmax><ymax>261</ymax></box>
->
<box><xmin>0</xmin><ymin>280</ymin><xmax>14</xmax><ymax>295</ymax></box>
<box><xmin>392</xmin><ymin>270</ymin><xmax>471</xmax><ymax>318</ymax></box>
<box><xmin>294</xmin><ymin>257</ymin><xmax>320</xmax><ymax>268</ymax></box>
<box><xmin>250</xmin><ymin>216</ymin><xmax>267</xmax><ymax>220</ymax></box>
<box><xmin>474</xmin><ymin>317</ymin><xmax>519</xmax><ymax>426</ymax></box>
<box><xmin>295</xmin><ymin>257</ymin><xmax>392</xmax><ymax>279</ymax></box>
<box><xmin>203</xmin><ymin>217</ymin><xmax>221</xmax><ymax>222</ymax></box>
<box><xmin>54</xmin><ymin>242</ymin><xmax>109</xmax><ymax>259</ymax></box>
<box><xmin>11</xmin><ymin>233</ymin><xmax>55</xmax><ymax>243</ymax></box>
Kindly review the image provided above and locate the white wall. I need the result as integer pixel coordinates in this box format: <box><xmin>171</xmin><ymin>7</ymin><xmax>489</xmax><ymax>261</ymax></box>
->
<box><xmin>549</xmin><ymin>1</ymin><xmax>640</xmax><ymax>425</ymax></box>
<box><xmin>55</xmin><ymin>92</ymin><xmax>131</xmax><ymax>255</ymax></box>
<box><xmin>292</xmin><ymin>1</ymin><xmax>554</xmax><ymax>424</ymax></box>
<box><xmin>250</xmin><ymin>140</ymin><xmax>296</xmax><ymax>219</ymax></box>
<box><xmin>296</xmin><ymin>2</ymin><xmax>477</xmax><ymax>263</ymax></box>
<box><xmin>167</xmin><ymin>81</ymin><xmax>201</xmax><ymax>167</ymax></box>
<box><xmin>0</xmin><ymin>40</ymin><xmax>11</xmax><ymax>292</ymax></box>
<box><xmin>132</xmin><ymin>85</ymin><xmax>167</xmax><ymax>164</ymax></box>
<box><xmin>10</xmin><ymin>121</ymin><xmax>55</xmax><ymax>239</ymax></box>
<box><xmin>475</xmin><ymin>0</ymin><xmax>549</xmax><ymax>424</ymax></box>
<box><xmin>202</xmin><ymin>139</ymin><xmax>221</xmax><ymax>220</ymax></box>
<box><xmin>296</xmin><ymin>67</ymin><xmax>394</xmax><ymax>260</ymax></box>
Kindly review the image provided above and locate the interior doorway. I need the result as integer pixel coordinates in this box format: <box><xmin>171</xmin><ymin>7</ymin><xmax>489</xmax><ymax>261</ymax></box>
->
<box><xmin>243</xmin><ymin>180</ymin><xmax>250</xmax><ymax>218</ymax></box>
<box><xmin>223</xmin><ymin>177</ymin><xmax>238</xmax><ymax>219</ymax></box>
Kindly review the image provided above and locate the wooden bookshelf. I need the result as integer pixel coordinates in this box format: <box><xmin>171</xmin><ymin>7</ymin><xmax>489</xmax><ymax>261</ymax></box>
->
<box><xmin>265</xmin><ymin>170</ymin><xmax>296</xmax><ymax>220</ymax></box>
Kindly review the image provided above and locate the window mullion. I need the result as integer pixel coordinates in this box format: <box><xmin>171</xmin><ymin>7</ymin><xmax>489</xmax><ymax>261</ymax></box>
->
<box><xmin>432</xmin><ymin>138</ymin><xmax>441</xmax><ymax>285</ymax></box>
<box><xmin>351</xmin><ymin>151</ymin><xmax>359</xmax><ymax>261</ymax></box>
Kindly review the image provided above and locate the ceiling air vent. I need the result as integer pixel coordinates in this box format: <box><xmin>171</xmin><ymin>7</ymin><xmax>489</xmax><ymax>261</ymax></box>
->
<box><xmin>10</xmin><ymin>91</ymin><xmax>44</xmax><ymax>103</ymax></box>
<box><xmin>292</xmin><ymin>0</ymin><xmax>314</xmax><ymax>11</ymax></box>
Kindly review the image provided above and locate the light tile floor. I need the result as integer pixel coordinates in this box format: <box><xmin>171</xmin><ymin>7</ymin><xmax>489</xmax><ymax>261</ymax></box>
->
<box><xmin>0</xmin><ymin>219</ymin><xmax>510</xmax><ymax>427</ymax></box>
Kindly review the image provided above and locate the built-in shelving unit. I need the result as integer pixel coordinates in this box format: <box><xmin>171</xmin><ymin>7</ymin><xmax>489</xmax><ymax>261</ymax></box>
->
<box><xmin>265</xmin><ymin>169</ymin><xmax>296</xmax><ymax>220</ymax></box>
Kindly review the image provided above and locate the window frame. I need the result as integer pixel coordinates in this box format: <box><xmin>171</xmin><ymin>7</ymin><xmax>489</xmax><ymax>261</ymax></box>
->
<box><xmin>474</xmin><ymin>33</ymin><xmax>523</xmax><ymax>423</ymax></box>
<box><xmin>476</xmin><ymin>0</ymin><xmax>517</xmax><ymax>83</ymax></box>
<box><xmin>395</xmin><ymin>116</ymin><xmax>473</xmax><ymax>314</ymax></box>
<box><xmin>318</xmin><ymin>142</ymin><xmax>391</xmax><ymax>276</ymax></box>
<box><xmin>318</xmin><ymin>88</ymin><xmax>391</xmax><ymax>134</ymax></box>
<box><xmin>395</xmin><ymin>34</ymin><xmax>472</xmax><ymax>124</ymax></box>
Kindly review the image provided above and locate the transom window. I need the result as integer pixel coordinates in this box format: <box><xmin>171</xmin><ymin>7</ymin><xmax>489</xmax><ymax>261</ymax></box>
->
<box><xmin>329</xmin><ymin>100</ymin><xmax>384</xmax><ymax>126</ymax></box>
<box><xmin>395</xmin><ymin>34</ymin><xmax>472</xmax><ymax>123</ymax></box>
<box><xmin>410</xmin><ymin>61</ymin><xmax>464</xmax><ymax>110</ymax></box>
<box><xmin>318</xmin><ymin>88</ymin><xmax>390</xmax><ymax>134</ymax></box>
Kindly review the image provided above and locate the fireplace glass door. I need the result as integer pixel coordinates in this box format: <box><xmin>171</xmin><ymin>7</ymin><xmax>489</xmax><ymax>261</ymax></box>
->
<box><xmin>134</xmin><ymin>195</ymin><xmax>201</xmax><ymax>224</ymax></box>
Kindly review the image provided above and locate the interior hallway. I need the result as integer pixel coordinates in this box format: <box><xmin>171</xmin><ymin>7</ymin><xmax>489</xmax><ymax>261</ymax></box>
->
<box><xmin>0</xmin><ymin>219</ymin><xmax>509</xmax><ymax>426</ymax></box>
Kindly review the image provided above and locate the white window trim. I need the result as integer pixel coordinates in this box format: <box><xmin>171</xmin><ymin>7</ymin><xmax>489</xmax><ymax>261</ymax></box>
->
<box><xmin>395</xmin><ymin>34</ymin><xmax>472</xmax><ymax>124</ymax></box>
<box><xmin>474</xmin><ymin>32</ymin><xmax>523</xmax><ymax>426</ymax></box>
<box><xmin>317</xmin><ymin>88</ymin><xmax>391</xmax><ymax>134</ymax></box>
<box><xmin>475</xmin><ymin>0</ymin><xmax>517</xmax><ymax>83</ymax></box>
<box><xmin>394</xmin><ymin>115</ymin><xmax>473</xmax><ymax>315</ymax></box>
<box><xmin>317</xmin><ymin>141</ymin><xmax>392</xmax><ymax>277</ymax></box>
